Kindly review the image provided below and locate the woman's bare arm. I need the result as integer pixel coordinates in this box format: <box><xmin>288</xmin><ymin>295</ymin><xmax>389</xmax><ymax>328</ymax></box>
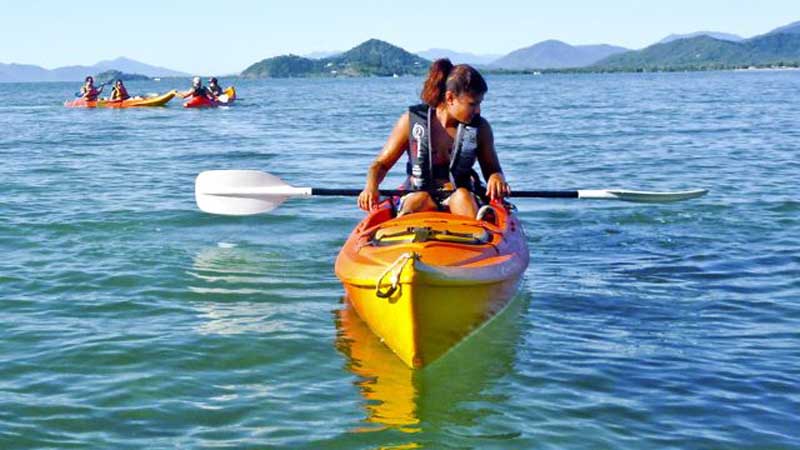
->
<box><xmin>476</xmin><ymin>119</ymin><xmax>510</xmax><ymax>199</ymax></box>
<box><xmin>358</xmin><ymin>112</ymin><xmax>411</xmax><ymax>210</ymax></box>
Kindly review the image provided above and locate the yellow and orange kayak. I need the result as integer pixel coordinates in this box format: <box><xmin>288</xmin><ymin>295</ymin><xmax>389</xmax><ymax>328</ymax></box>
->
<box><xmin>334</xmin><ymin>199</ymin><xmax>529</xmax><ymax>368</ymax></box>
<box><xmin>64</xmin><ymin>90</ymin><xmax>177</xmax><ymax>108</ymax></box>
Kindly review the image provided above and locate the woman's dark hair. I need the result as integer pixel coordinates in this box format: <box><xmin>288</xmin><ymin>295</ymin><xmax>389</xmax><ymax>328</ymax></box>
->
<box><xmin>420</xmin><ymin>59</ymin><xmax>488</xmax><ymax>107</ymax></box>
<box><xmin>85</xmin><ymin>76</ymin><xmax>94</xmax><ymax>83</ymax></box>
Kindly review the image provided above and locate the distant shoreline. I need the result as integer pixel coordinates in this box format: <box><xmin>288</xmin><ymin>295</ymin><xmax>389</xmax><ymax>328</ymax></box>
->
<box><xmin>486</xmin><ymin>63</ymin><xmax>800</xmax><ymax>76</ymax></box>
<box><xmin>3</xmin><ymin>64</ymin><xmax>800</xmax><ymax>84</ymax></box>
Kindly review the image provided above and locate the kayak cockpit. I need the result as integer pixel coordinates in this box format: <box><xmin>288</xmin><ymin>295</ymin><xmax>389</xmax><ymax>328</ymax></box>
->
<box><xmin>372</xmin><ymin>225</ymin><xmax>491</xmax><ymax>246</ymax></box>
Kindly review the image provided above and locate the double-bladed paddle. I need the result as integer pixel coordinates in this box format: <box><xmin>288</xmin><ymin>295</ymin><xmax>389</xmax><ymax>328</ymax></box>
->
<box><xmin>194</xmin><ymin>170</ymin><xmax>708</xmax><ymax>216</ymax></box>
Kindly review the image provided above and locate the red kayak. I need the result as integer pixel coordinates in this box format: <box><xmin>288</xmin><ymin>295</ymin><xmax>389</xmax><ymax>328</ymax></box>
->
<box><xmin>183</xmin><ymin>86</ymin><xmax>237</xmax><ymax>108</ymax></box>
<box><xmin>184</xmin><ymin>95</ymin><xmax>216</xmax><ymax>108</ymax></box>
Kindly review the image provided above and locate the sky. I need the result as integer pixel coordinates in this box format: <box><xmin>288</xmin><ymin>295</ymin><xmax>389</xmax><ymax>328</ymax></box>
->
<box><xmin>2</xmin><ymin>0</ymin><xmax>799</xmax><ymax>75</ymax></box>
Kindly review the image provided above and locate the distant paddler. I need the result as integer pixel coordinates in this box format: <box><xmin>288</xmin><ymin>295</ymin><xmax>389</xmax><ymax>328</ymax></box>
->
<box><xmin>207</xmin><ymin>77</ymin><xmax>223</xmax><ymax>98</ymax></box>
<box><xmin>208</xmin><ymin>77</ymin><xmax>235</xmax><ymax>104</ymax></box>
<box><xmin>180</xmin><ymin>76</ymin><xmax>215</xmax><ymax>102</ymax></box>
<box><xmin>78</xmin><ymin>76</ymin><xmax>104</xmax><ymax>101</ymax></box>
<box><xmin>109</xmin><ymin>79</ymin><xmax>131</xmax><ymax>101</ymax></box>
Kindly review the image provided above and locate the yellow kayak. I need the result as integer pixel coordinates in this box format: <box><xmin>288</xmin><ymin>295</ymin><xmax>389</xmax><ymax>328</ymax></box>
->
<box><xmin>335</xmin><ymin>288</ymin><xmax>525</xmax><ymax>430</ymax></box>
<box><xmin>334</xmin><ymin>199</ymin><xmax>529</xmax><ymax>368</ymax></box>
<box><xmin>95</xmin><ymin>90</ymin><xmax>177</xmax><ymax>108</ymax></box>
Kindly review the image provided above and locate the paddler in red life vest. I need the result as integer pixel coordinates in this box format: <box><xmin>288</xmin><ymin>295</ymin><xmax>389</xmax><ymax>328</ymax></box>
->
<box><xmin>109</xmin><ymin>79</ymin><xmax>131</xmax><ymax>101</ymax></box>
<box><xmin>181</xmin><ymin>76</ymin><xmax>214</xmax><ymax>101</ymax></box>
<box><xmin>79</xmin><ymin>76</ymin><xmax>103</xmax><ymax>101</ymax></box>
<box><xmin>357</xmin><ymin>59</ymin><xmax>510</xmax><ymax>218</ymax></box>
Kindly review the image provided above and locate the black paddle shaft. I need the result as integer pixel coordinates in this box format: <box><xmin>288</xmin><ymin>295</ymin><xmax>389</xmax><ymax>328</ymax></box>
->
<box><xmin>510</xmin><ymin>190</ymin><xmax>578</xmax><ymax>198</ymax></box>
<box><xmin>309</xmin><ymin>188</ymin><xmax>579</xmax><ymax>198</ymax></box>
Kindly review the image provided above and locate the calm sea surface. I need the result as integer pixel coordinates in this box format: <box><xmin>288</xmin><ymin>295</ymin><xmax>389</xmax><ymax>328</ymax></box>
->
<box><xmin>1</xmin><ymin>72</ymin><xmax>798</xmax><ymax>449</ymax></box>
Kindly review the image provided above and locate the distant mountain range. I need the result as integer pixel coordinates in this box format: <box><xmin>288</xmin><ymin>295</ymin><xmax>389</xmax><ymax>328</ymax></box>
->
<box><xmin>0</xmin><ymin>57</ymin><xmax>189</xmax><ymax>82</ymax></box>
<box><xmin>244</xmin><ymin>40</ymin><xmax>631</xmax><ymax>77</ymax></box>
<box><xmin>0</xmin><ymin>63</ymin><xmax>51</xmax><ymax>83</ymax></box>
<box><xmin>4</xmin><ymin>19</ymin><xmax>800</xmax><ymax>81</ymax></box>
<box><xmin>94</xmin><ymin>70</ymin><xmax>150</xmax><ymax>83</ymax></box>
<box><xmin>242</xmin><ymin>39</ymin><xmax>429</xmax><ymax>78</ymax></box>
<box><xmin>758</xmin><ymin>19</ymin><xmax>800</xmax><ymax>37</ymax></box>
<box><xmin>594</xmin><ymin>22</ymin><xmax>800</xmax><ymax>70</ymax></box>
<box><xmin>242</xmin><ymin>19</ymin><xmax>800</xmax><ymax>78</ymax></box>
<box><xmin>658</xmin><ymin>31</ymin><xmax>744</xmax><ymax>44</ymax></box>
<box><xmin>91</xmin><ymin>57</ymin><xmax>189</xmax><ymax>78</ymax></box>
<box><xmin>490</xmin><ymin>40</ymin><xmax>628</xmax><ymax>69</ymax></box>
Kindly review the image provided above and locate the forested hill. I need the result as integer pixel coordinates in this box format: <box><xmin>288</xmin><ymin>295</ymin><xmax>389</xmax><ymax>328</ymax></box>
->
<box><xmin>241</xmin><ymin>39</ymin><xmax>430</xmax><ymax>78</ymax></box>
<box><xmin>594</xmin><ymin>33</ymin><xmax>800</xmax><ymax>70</ymax></box>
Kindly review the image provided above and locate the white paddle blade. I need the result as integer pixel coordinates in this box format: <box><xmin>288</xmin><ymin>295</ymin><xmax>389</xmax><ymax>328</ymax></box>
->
<box><xmin>217</xmin><ymin>94</ymin><xmax>229</xmax><ymax>103</ymax></box>
<box><xmin>195</xmin><ymin>170</ymin><xmax>310</xmax><ymax>216</ymax></box>
<box><xmin>578</xmin><ymin>189</ymin><xmax>708</xmax><ymax>203</ymax></box>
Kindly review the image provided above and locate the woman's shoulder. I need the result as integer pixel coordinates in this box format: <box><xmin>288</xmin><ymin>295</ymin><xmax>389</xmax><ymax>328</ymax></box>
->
<box><xmin>472</xmin><ymin>115</ymin><xmax>491</xmax><ymax>130</ymax></box>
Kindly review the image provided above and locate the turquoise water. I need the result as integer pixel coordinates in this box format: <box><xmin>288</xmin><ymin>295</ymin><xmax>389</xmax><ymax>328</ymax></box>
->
<box><xmin>1</xmin><ymin>72</ymin><xmax>799</xmax><ymax>449</ymax></box>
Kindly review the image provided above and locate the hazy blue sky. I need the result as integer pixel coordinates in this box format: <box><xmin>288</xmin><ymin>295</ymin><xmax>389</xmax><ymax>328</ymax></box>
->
<box><xmin>2</xmin><ymin>0</ymin><xmax>798</xmax><ymax>74</ymax></box>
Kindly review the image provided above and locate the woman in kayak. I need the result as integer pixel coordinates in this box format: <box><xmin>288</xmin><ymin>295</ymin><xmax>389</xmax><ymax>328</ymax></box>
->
<box><xmin>109</xmin><ymin>79</ymin><xmax>131</xmax><ymax>101</ymax></box>
<box><xmin>181</xmin><ymin>77</ymin><xmax>214</xmax><ymax>101</ymax></box>
<box><xmin>357</xmin><ymin>59</ymin><xmax>510</xmax><ymax>218</ymax></box>
<box><xmin>79</xmin><ymin>76</ymin><xmax>103</xmax><ymax>101</ymax></box>
<box><xmin>207</xmin><ymin>77</ymin><xmax>223</xmax><ymax>98</ymax></box>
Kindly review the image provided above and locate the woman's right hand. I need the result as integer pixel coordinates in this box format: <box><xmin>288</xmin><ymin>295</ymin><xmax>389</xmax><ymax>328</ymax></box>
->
<box><xmin>358</xmin><ymin>187</ymin><xmax>380</xmax><ymax>211</ymax></box>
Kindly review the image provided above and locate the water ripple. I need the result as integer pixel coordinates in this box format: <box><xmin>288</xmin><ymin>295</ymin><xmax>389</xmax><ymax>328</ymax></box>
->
<box><xmin>1</xmin><ymin>73</ymin><xmax>799</xmax><ymax>449</ymax></box>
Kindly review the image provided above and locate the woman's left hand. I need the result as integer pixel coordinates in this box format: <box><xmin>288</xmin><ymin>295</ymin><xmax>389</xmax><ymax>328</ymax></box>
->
<box><xmin>486</xmin><ymin>173</ymin><xmax>511</xmax><ymax>200</ymax></box>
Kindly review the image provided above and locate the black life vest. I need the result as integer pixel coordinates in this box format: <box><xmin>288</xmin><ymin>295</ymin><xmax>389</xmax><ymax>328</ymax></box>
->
<box><xmin>405</xmin><ymin>103</ymin><xmax>480</xmax><ymax>191</ymax></box>
<box><xmin>191</xmin><ymin>86</ymin><xmax>209</xmax><ymax>98</ymax></box>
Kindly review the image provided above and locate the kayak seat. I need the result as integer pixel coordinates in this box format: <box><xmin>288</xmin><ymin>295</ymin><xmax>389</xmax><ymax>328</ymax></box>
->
<box><xmin>372</xmin><ymin>226</ymin><xmax>490</xmax><ymax>246</ymax></box>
